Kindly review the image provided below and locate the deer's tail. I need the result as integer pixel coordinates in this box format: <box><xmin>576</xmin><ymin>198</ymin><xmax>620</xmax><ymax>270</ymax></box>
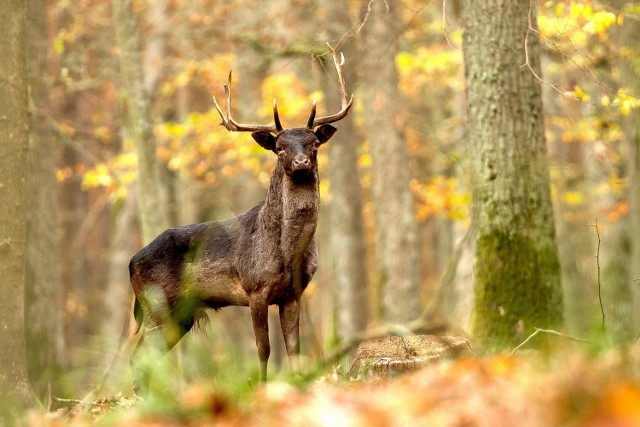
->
<box><xmin>129</xmin><ymin>258</ymin><xmax>144</xmax><ymax>335</ymax></box>
<box><xmin>133</xmin><ymin>297</ymin><xmax>143</xmax><ymax>334</ymax></box>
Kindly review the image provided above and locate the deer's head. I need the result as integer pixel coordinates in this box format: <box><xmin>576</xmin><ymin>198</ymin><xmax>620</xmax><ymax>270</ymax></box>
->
<box><xmin>213</xmin><ymin>43</ymin><xmax>352</xmax><ymax>180</ymax></box>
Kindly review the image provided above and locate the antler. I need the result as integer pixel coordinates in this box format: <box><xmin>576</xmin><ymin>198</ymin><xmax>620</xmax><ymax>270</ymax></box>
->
<box><xmin>213</xmin><ymin>71</ymin><xmax>284</xmax><ymax>134</ymax></box>
<box><xmin>307</xmin><ymin>42</ymin><xmax>354</xmax><ymax>129</ymax></box>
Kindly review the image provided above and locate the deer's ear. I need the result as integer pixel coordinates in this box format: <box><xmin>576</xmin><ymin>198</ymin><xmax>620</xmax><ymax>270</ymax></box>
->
<box><xmin>252</xmin><ymin>131</ymin><xmax>276</xmax><ymax>152</ymax></box>
<box><xmin>314</xmin><ymin>124</ymin><xmax>337</xmax><ymax>145</ymax></box>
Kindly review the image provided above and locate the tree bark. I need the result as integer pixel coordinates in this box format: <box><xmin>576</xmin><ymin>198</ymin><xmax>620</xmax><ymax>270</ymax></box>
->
<box><xmin>96</xmin><ymin>0</ymin><xmax>172</xmax><ymax>383</ymax></box>
<box><xmin>461</xmin><ymin>0</ymin><xmax>563</xmax><ymax>347</ymax></box>
<box><xmin>323</xmin><ymin>7</ymin><xmax>368</xmax><ymax>349</ymax></box>
<box><xmin>25</xmin><ymin>0</ymin><xmax>65</xmax><ymax>396</ymax></box>
<box><xmin>618</xmin><ymin>13</ymin><xmax>640</xmax><ymax>335</ymax></box>
<box><xmin>0</xmin><ymin>0</ymin><xmax>33</xmax><ymax>410</ymax></box>
<box><xmin>113</xmin><ymin>0</ymin><xmax>169</xmax><ymax>244</ymax></box>
<box><xmin>360</xmin><ymin>0</ymin><xmax>421</xmax><ymax>323</ymax></box>
<box><xmin>552</xmin><ymin>102</ymin><xmax>596</xmax><ymax>336</ymax></box>
<box><xmin>102</xmin><ymin>191</ymin><xmax>138</xmax><ymax>372</ymax></box>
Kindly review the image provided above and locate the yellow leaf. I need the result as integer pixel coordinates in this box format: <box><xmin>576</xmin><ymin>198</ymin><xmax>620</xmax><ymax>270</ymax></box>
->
<box><xmin>93</xmin><ymin>126</ymin><xmax>111</xmax><ymax>143</ymax></box>
<box><xmin>54</xmin><ymin>38</ymin><xmax>65</xmax><ymax>54</ymax></box>
<box><xmin>82</xmin><ymin>164</ymin><xmax>113</xmax><ymax>189</ymax></box>
<box><xmin>396</xmin><ymin>52</ymin><xmax>413</xmax><ymax>75</ymax></box>
<box><xmin>621</xmin><ymin>100</ymin><xmax>632</xmax><ymax>116</ymax></box>
<box><xmin>176</xmin><ymin>71</ymin><xmax>190</xmax><ymax>88</ymax></box>
<box><xmin>562</xmin><ymin>191</ymin><xmax>584</xmax><ymax>206</ymax></box>
<box><xmin>573</xmin><ymin>85</ymin><xmax>590</xmax><ymax>102</ymax></box>
<box><xmin>555</xmin><ymin>2</ymin><xmax>564</xmax><ymax>16</ymax></box>
<box><xmin>58</xmin><ymin>122</ymin><xmax>77</xmax><ymax>136</ymax></box>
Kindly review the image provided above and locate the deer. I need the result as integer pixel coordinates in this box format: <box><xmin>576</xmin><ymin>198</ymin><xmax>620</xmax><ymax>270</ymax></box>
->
<box><xmin>128</xmin><ymin>43</ymin><xmax>352</xmax><ymax>391</ymax></box>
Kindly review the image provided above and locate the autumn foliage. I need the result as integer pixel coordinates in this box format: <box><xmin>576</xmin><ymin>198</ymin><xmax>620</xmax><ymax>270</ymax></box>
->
<box><xmin>10</xmin><ymin>0</ymin><xmax>640</xmax><ymax>424</ymax></box>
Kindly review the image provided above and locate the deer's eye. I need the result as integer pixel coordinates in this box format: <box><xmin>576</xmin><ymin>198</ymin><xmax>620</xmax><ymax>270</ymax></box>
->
<box><xmin>276</xmin><ymin>146</ymin><xmax>285</xmax><ymax>154</ymax></box>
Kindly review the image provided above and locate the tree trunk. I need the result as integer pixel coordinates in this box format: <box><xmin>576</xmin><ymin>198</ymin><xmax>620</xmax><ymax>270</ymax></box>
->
<box><xmin>360</xmin><ymin>0</ymin><xmax>421</xmax><ymax>323</ymax></box>
<box><xmin>618</xmin><ymin>14</ymin><xmax>640</xmax><ymax>334</ymax></box>
<box><xmin>461</xmin><ymin>0</ymin><xmax>563</xmax><ymax>347</ymax></box>
<box><xmin>0</xmin><ymin>0</ymin><xmax>33</xmax><ymax>410</ymax></box>
<box><xmin>25</xmin><ymin>0</ymin><xmax>65</xmax><ymax>396</ymax></box>
<box><xmin>323</xmin><ymin>7</ymin><xmax>368</xmax><ymax>349</ymax></box>
<box><xmin>113</xmin><ymin>0</ymin><xmax>169</xmax><ymax>244</ymax></box>
<box><xmin>629</xmin><ymin>108</ymin><xmax>640</xmax><ymax>332</ymax></box>
<box><xmin>101</xmin><ymin>190</ymin><xmax>138</xmax><ymax>382</ymax></box>
<box><xmin>95</xmin><ymin>0</ymin><xmax>171</xmax><ymax>385</ymax></box>
<box><xmin>552</xmin><ymin>104</ymin><xmax>597</xmax><ymax>336</ymax></box>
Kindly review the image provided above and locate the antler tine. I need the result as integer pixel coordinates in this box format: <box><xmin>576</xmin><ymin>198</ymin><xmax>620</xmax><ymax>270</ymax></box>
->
<box><xmin>306</xmin><ymin>99</ymin><xmax>317</xmax><ymax>129</ymax></box>
<box><xmin>309</xmin><ymin>42</ymin><xmax>354</xmax><ymax>129</ymax></box>
<box><xmin>225</xmin><ymin>71</ymin><xmax>234</xmax><ymax>126</ymax></box>
<box><xmin>212</xmin><ymin>70</ymin><xmax>280</xmax><ymax>134</ymax></box>
<box><xmin>212</xmin><ymin>72</ymin><xmax>230</xmax><ymax>126</ymax></box>
<box><xmin>273</xmin><ymin>98</ymin><xmax>283</xmax><ymax>133</ymax></box>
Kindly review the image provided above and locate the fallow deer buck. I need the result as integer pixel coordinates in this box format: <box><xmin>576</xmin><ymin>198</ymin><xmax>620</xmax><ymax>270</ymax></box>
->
<box><xmin>128</xmin><ymin>43</ymin><xmax>352</xmax><ymax>389</ymax></box>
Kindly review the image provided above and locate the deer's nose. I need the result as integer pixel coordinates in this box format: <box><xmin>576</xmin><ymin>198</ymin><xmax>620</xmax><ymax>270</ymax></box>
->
<box><xmin>292</xmin><ymin>155</ymin><xmax>311</xmax><ymax>170</ymax></box>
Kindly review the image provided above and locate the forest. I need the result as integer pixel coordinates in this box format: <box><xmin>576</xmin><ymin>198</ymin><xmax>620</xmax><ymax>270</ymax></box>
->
<box><xmin>2</xmin><ymin>0</ymin><xmax>640</xmax><ymax>425</ymax></box>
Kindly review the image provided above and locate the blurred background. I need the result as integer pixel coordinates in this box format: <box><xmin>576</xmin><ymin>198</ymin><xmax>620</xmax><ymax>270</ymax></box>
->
<box><xmin>25</xmin><ymin>0</ymin><xmax>639</xmax><ymax>398</ymax></box>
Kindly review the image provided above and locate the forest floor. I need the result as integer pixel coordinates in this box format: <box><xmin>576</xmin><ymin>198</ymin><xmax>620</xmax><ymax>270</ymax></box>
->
<box><xmin>23</xmin><ymin>340</ymin><xmax>640</xmax><ymax>427</ymax></box>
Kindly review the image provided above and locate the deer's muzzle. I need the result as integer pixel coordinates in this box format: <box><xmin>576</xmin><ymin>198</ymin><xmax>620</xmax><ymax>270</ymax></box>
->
<box><xmin>292</xmin><ymin>155</ymin><xmax>311</xmax><ymax>171</ymax></box>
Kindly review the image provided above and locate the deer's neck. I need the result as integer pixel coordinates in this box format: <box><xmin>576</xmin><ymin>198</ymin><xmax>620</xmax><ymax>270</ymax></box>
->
<box><xmin>260</xmin><ymin>162</ymin><xmax>319</xmax><ymax>262</ymax></box>
<box><xmin>262</xmin><ymin>162</ymin><xmax>285</xmax><ymax>227</ymax></box>
<box><xmin>262</xmin><ymin>162</ymin><xmax>319</xmax><ymax>225</ymax></box>
<box><xmin>282</xmin><ymin>171</ymin><xmax>319</xmax><ymax>222</ymax></box>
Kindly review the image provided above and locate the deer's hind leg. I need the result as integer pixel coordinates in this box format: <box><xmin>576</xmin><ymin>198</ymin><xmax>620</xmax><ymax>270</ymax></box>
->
<box><xmin>130</xmin><ymin>293</ymin><xmax>196</xmax><ymax>394</ymax></box>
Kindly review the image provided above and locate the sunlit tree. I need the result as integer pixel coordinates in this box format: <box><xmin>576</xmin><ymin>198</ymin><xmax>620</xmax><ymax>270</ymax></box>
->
<box><xmin>461</xmin><ymin>0</ymin><xmax>563</xmax><ymax>347</ymax></box>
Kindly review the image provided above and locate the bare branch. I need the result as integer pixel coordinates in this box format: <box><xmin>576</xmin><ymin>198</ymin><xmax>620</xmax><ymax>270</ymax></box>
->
<box><xmin>588</xmin><ymin>219</ymin><xmax>605</xmax><ymax>331</ymax></box>
<box><xmin>442</xmin><ymin>0</ymin><xmax>455</xmax><ymax>49</ymax></box>
<box><xmin>510</xmin><ymin>328</ymin><xmax>590</xmax><ymax>356</ymax></box>
<box><xmin>523</xmin><ymin>0</ymin><xmax>579</xmax><ymax>101</ymax></box>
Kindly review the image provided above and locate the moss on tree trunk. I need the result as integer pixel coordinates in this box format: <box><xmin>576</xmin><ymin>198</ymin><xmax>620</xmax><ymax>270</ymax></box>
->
<box><xmin>471</xmin><ymin>231</ymin><xmax>562</xmax><ymax>347</ymax></box>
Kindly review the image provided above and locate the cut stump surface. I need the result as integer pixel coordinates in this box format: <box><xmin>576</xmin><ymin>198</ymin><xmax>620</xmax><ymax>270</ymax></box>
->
<box><xmin>349</xmin><ymin>335</ymin><xmax>471</xmax><ymax>378</ymax></box>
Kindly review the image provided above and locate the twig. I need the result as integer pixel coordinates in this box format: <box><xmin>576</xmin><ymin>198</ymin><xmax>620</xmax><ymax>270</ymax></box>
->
<box><xmin>351</xmin><ymin>0</ymin><xmax>376</xmax><ymax>36</ymax></box>
<box><xmin>523</xmin><ymin>0</ymin><xmax>579</xmax><ymax>100</ymax></box>
<box><xmin>589</xmin><ymin>219</ymin><xmax>605</xmax><ymax>331</ymax></box>
<box><xmin>510</xmin><ymin>328</ymin><xmax>590</xmax><ymax>356</ymax></box>
<box><xmin>523</xmin><ymin>0</ymin><xmax>621</xmax><ymax>106</ymax></box>
<box><xmin>442</xmin><ymin>0</ymin><xmax>455</xmax><ymax>49</ymax></box>
<box><xmin>53</xmin><ymin>396</ymin><xmax>100</xmax><ymax>407</ymax></box>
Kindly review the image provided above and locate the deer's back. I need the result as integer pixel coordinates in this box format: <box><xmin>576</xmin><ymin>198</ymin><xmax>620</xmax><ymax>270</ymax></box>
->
<box><xmin>129</xmin><ymin>206</ymin><xmax>261</xmax><ymax>309</ymax></box>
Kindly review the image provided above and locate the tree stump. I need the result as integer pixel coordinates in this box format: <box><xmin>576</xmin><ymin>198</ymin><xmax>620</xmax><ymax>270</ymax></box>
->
<box><xmin>349</xmin><ymin>335</ymin><xmax>471</xmax><ymax>378</ymax></box>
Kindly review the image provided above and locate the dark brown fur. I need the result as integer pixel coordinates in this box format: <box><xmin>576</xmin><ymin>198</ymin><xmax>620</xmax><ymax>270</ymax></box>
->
<box><xmin>129</xmin><ymin>125</ymin><xmax>336</xmax><ymax>388</ymax></box>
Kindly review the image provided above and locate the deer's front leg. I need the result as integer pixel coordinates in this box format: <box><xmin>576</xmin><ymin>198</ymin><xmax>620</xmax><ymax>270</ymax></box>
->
<box><xmin>279</xmin><ymin>298</ymin><xmax>300</xmax><ymax>373</ymax></box>
<box><xmin>249</xmin><ymin>298</ymin><xmax>270</xmax><ymax>382</ymax></box>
